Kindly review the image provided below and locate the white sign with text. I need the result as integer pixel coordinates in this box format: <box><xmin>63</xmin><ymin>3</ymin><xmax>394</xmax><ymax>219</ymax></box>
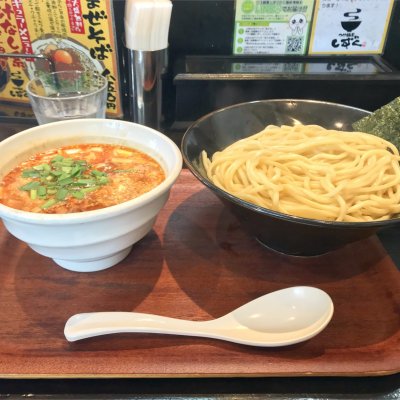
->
<box><xmin>309</xmin><ymin>0</ymin><xmax>394</xmax><ymax>54</ymax></box>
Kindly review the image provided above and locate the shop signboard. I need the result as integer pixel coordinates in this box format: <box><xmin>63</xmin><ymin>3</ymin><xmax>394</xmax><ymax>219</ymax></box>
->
<box><xmin>0</xmin><ymin>0</ymin><xmax>122</xmax><ymax>117</ymax></box>
<box><xmin>309</xmin><ymin>0</ymin><xmax>395</xmax><ymax>55</ymax></box>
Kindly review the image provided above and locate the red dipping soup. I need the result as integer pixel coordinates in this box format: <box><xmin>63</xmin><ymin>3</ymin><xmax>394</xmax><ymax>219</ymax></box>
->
<box><xmin>0</xmin><ymin>143</ymin><xmax>165</xmax><ymax>214</ymax></box>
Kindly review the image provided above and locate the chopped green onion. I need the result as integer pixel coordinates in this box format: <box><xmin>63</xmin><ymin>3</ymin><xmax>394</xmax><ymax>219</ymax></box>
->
<box><xmin>71</xmin><ymin>190</ymin><xmax>85</xmax><ymax>199</ymax></box>
<box><xmin>56</xmin><ymin>188</ymin><xmax>69</xmax><ymax>201</ymax></box>
<box><xmin>20</xmin><ymin>153</ymin><xmax>109</xmax><ymax>209</ymax></box>
<box><xmin>30</xmin><ymin>189</ymin><xmax>37</xmax><ymax>200</ymax></box>
<box><xmin>20</xmin><ymin>181</ymin><xmax>41</xmax><ymax>191</ymax></box>
<box><xmin>22</xmin><ymin>169</ymin><xmax>41</xmax><ymax>178</ymax></box>
<box><xmin>96</xmin><ymin>176</ymin><xmax>108</xmax><ymax>185</ymax></box>
<box><xmin>41</xmin><ymin>199</ymin><xmax>58</xmax><ymax>209</ymax></box>
<box><xmin>91</xmin><ymin>170</ymin><xmax>107</xmax><ymax>177</ymax></box>
<box><xmin>76</xmin><ymin>178</ymin><xmax>96</xmax><ymax>185</ymax></box>
<box><xmin>50</xmin><ymin>170</ymin><xmax>63</xmax><ymax>177</ymax></box>
<box><xmin>70</xmin><ymin>166</ymin><xmax>82</xmax><ymax>177</ymax></box>
<box><xmin>58</xmin><ymin>177</ymin><xmax>74</xmax><ymax>186</ymax></box>
<box><xmin>58</xmin><ymin>173</ymin><xmax>71</xmax><ymax>181</ymax></box>
<box><xmin>38</xmin><ymin>186</ymin><xmax>47</xmax><ymax>196</ymax></box>
<box><xmin>51</xmin><ymin>155</ymin><xmax>64</xmax><ymax>162</ymax></box>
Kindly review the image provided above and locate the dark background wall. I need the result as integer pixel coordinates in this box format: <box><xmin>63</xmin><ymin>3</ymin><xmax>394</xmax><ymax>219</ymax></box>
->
<box><xmin>113</xmin><ymin>0</ymin><xmax>400</xmax><ymax>126</ymax></box>
<box><xmin>115</xmin><ymin>0</ymin><xmax>400</xmax><ymax>64</ymax></box>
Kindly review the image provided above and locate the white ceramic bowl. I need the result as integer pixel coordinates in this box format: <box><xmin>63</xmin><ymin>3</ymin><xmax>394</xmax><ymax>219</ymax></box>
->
<box><xmin>0</xmin><ymin>119</ymin><xmax>182</xmax><ymax>272</ymax></box>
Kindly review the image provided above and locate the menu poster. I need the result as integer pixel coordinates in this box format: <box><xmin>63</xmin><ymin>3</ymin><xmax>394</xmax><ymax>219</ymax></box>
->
<box><xmin>309</xmin><ymin>0</ymin><xmax>395</xmax><ymax>54</ymax></box>
<box><xmin>0</xmin><ymin>0</ymin><xmax>122</xmax><ymax>117</ymax></box>
<box><xmin>233</xmin><ymin>0</ymin><xmax>316</xmax><ymax>55</ymax></box>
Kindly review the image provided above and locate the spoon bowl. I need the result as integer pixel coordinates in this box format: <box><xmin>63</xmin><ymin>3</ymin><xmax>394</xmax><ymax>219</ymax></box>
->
<box><xmin>64</xmin><ymin>286</ymin><xmax>334</xmax><ymax>347</ymax></box>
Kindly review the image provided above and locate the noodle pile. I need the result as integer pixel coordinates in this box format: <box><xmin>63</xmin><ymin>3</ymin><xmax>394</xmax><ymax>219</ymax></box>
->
<box><xmin>202</xmin><ymin>124</ymin><xmax>400</xmax><ymax>222</ymax></box>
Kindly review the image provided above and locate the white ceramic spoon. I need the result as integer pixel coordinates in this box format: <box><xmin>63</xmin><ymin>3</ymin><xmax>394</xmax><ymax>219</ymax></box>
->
<box><xmin>64</xmin><ymin>286</ymin><xmax>334</xmax><ymax>347</ymax></box>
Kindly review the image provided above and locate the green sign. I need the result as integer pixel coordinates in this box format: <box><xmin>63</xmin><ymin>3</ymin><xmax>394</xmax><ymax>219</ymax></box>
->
<box><xmin>233</xmin><ymin>0</ymin><xmax>316</xmax><ymax>55</ymax></box>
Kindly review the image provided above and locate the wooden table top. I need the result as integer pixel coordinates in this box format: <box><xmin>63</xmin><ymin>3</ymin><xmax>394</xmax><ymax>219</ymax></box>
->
<box><xmin>0</xmin><ymin>170</ymin><xmax>399</xmax><ymax>378</ymax></box>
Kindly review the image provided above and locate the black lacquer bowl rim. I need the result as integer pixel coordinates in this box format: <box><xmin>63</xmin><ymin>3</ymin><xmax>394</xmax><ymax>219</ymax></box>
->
<box><xmin>181</xmin><ymin>99</ymin><xmax>400</xmax><ymax>230</ymax></box>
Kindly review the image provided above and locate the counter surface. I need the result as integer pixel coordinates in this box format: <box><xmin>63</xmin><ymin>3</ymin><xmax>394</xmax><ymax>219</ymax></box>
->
<box><xmin>0</xmin><ymin>117</ymin><xmax>399</xmax><ymax>398</ymax></box>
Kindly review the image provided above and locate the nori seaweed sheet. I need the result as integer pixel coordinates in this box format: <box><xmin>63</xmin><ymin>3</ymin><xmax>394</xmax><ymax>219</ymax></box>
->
<box><xmin>352</xmin><ymin>97</ymin><xmax>400</xmax><ymax>149</ymax></box>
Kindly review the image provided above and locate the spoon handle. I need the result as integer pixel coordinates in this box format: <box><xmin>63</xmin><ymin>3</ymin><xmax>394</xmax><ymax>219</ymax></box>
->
<box><xmin>64</xmin><ymin>312</ymin><xmax>219</xmax><ymax>342</ymax></box>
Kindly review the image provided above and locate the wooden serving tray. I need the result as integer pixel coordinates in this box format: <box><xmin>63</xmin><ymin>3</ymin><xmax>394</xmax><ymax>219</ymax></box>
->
<box><xmin>0</xmin><ymin>170</ymin><xmax>400</xmax><ymax>378</ymax></box>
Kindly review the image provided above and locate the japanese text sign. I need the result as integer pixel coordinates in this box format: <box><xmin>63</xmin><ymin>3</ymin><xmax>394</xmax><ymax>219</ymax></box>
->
<box><xmin>309</xmin><ymin>0</ymin><xmax>395</xmax><ymax>54</ymax></box>
<box><xmin>0</xmin><ymin>0</ymin><xmax>122</xmax><ymax>117</ymax></box>
<box><xmin>233</xmin><ymin>0</ymin><xmax>316</xmax><ymax>55</ymax></box>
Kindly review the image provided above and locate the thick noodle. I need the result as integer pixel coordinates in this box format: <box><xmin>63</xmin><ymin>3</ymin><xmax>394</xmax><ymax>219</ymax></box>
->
<box><xmin>201</xmin><ymin>124</ymin><xmax>400</xmax><ymax>222</ymax></box>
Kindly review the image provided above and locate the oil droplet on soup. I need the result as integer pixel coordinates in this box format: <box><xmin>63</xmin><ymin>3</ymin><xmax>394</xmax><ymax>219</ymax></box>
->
<box><xmin>0</xmin><ymin>144</ymin><xmax>166</xmax><ymax>214</ymax></box>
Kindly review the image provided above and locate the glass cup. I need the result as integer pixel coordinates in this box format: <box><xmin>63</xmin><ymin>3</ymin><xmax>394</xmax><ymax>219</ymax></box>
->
<box><xmin>26</xmin><ymin>70</ymin><xmax>108</xmax><ymax>124</ymax></box>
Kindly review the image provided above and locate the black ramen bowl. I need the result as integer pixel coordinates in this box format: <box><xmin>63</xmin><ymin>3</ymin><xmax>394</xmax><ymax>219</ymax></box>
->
<box><xmin>181</xmin><ymin>99</ymin><xmax>400</xmax><ymax>256</ymax></box>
